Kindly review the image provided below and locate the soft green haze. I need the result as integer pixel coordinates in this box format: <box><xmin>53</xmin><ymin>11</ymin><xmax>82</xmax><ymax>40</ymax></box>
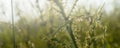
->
<box><xmin>0</xmin><ymin>0</ymin><xmax>120</xmax><ymax>48</ymax></box>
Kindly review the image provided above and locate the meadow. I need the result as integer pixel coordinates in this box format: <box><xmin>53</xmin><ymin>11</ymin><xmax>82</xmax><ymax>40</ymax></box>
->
<box><xmin>0</xmin><ymin>0</ymin><xmax>120</xmax><ymax>48</ymax></box>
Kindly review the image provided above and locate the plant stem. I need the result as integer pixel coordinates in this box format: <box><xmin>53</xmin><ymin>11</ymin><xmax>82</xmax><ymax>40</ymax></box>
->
<box><xmin>66</xmin><ymin>22</ymin><xmax>78</xmax><ymax>48</ymax></box>
<box><xmin>53</xmin><ymin>0</ymin><xmax>78</xmax><ymax>48</ymax></box>
<box><xmin>11</xmin><ymin>0</ymin><xmax>16</xmax><ymax>48</ymax></box>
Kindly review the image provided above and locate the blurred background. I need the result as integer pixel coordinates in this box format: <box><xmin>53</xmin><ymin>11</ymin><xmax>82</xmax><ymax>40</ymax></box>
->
<box><xmin>0</xmin><ymin>0</ymin><xmax>120</xmax><ymax>48</ymax></box>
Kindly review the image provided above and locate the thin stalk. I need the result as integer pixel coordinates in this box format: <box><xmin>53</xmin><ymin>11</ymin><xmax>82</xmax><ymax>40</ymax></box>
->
<box><xmin>67</xmin><ymin>0</ymin><xmax>78</xmax><ymax>17</ymax></box>
<box><xmin>103</xmin><ymin>26</ymin><xmax>107</xmax><ymax>48</ymax></box>
<box><xmin>11</xmin><ymin>0</ymin><xmax>16</xmax><ymax>48</ymax></box>
<box><xmin>66</xmin><ymin>21</ymin><xmax>78</xmax><ymax>48</ymax></box>
<box><xmin>53</xmin><ymin>0</ymin><xmax>78</xmax><ymax>48</ymax></box>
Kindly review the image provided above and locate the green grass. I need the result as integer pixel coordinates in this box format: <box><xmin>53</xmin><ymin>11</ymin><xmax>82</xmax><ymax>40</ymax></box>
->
<box><xmin>0</xmin><ymin>0</ymin><xmax>120</xmax><ymax>48</ymax></box>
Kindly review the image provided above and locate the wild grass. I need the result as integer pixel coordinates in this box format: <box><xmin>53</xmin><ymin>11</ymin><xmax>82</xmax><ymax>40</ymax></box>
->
<box><xmin>0</xmin><ymin>0</ymin><xmax>120</xmax><ymax>48</ymax></box>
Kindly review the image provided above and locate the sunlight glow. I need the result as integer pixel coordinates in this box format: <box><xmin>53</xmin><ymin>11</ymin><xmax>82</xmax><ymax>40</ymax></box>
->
<box><xmin>0</xmin><ymin>0</ymin><xmax>115</xmax><ymax>22</ymax></box>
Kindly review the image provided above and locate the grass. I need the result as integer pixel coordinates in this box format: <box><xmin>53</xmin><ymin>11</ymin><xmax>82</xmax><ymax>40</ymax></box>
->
<box><xmin>0</xmin><ymin>0</ymin><xmax>120</xmax><ymax>48</ymax></box>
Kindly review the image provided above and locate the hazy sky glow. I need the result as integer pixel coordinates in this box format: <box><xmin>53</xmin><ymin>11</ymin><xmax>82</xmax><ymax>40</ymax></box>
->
<box><xmin>0</xmin><ymin>0</ymin><xmax>117</xmax><ymax>22</ymax></box>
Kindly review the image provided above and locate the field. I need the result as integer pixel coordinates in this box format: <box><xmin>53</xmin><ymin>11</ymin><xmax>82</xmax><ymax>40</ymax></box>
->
<box><xmin>0</xmin><ymin>0</ymin><xmax>120</xmax><ymax>48</ymax></box>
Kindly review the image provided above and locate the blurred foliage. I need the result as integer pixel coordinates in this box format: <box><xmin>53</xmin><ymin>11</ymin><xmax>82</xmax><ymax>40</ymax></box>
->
<box><xmin>0</xmin><ymin>0</ymin><xmax>120</xmax><ymax>48</ymax></box>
